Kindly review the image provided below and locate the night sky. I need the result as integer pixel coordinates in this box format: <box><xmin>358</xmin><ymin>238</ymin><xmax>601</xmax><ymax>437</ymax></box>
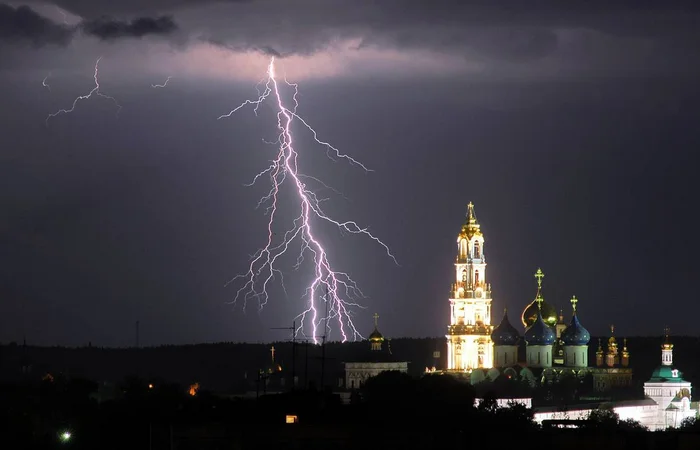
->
<box><xmin>1</xmin><ymin>1</ymin><xmax>699</xmax><ymax>346</ymax></box>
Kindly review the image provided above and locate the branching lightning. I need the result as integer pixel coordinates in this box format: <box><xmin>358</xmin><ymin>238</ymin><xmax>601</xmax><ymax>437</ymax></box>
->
<box><xmin>42</xmin><ymin>72</ymin><xmax>51</xmax><ymax>92</ymax></box>
<box><xmin>46</xmin><ymin>57</ymin><xmax>122</xmax><ymax>126</ymax></box>
<box><xmin>55</xmin><ymin>6</ymin><xmax>68</xmax><ymax>25</ymax></box>
<box><xmin>219</xmin><ymin>57</ymin><xmax>396</xmax><ymax>343</ymax></box>
<box><xmin>152</xmin><ymin>76</ymin><xmax>173</xmax><ymax>88</ymax></box>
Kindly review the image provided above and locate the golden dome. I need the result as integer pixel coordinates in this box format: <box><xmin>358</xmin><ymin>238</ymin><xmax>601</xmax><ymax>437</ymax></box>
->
<box><xmin>521</xmin><ymin>268</ymin><xmax>557</xmax><ymax>328</ymax></box>
<box><xmin>521</xmin><ymin>299</ymin><xmax>558</xmax><ymax>328</ymax></box>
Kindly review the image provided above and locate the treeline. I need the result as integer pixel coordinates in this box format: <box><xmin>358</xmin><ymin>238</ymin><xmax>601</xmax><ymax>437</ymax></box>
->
<box><xmin>2</xmin><ymin>372</ymin><xmax>700</xmax><ymax>449</ymax></box>
<box><xmin>1</xmin><ymin>336</ymin><xmax>698</xmax><ymax>394</ymax></box>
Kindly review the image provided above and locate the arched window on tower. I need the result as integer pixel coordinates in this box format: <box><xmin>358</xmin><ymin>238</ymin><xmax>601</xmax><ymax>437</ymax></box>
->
<box><xmin>474</xmin><ymin>270</ymin><xmax>480</xmax><ymax>287</ymax></box>
<box><xmin>462</xmin><ymin>269</ymin><xmax>467</xmax><ymax>283</ymax></box>
<box><xmin>474</xmin><ymin>241</ymin><xmax>481</xmax><ymax>258</ymax></box>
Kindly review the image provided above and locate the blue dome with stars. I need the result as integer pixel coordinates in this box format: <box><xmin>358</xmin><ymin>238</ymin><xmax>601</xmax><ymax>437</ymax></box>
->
<box><xmin>561</xmin><ymin>313</ymin><xmax>590</xmax><ymax>346</ymax></box>
<box><xmin>524</xmin><ymin>309</ymin><xmax>556</xmax><ymax>346</ymax></box>
<box><xmin>491</xmin><ymin>309</ymin><xmax>520</xmax><ymax>346</ymax></box>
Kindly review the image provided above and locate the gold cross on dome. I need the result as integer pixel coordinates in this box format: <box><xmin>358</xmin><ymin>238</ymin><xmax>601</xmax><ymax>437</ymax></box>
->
<box><xmin>373</xmin><ymin>312</ymin><xmax>379</xmax><ymax>327</ymax></box>
<box><xmin>534</xmin><ymin>268</ymin><xmax>545</xmax><ymax>288</ymax></box>
<box><xmin>270</xmin><ymin>345</ymin><xmax>275</xmax><ymax>362</ymax></box>
<box><xmin>570</xmin><ymin>296</ymin><xmax>578</xmax><ymax>312</ymax></box>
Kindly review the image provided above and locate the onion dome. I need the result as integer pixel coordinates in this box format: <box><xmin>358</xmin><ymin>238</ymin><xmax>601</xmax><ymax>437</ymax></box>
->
<box><xmin>369</xmin><ymin>328</ymin><xmax>384</xmax><ymax>342</ymax></box>
<box><xmin>521</xmin><ymin>268</ymin><xmax>558</xmax><ymax>328</ymax></box>
<box><xmin>491</xmin><ymin>308</ymin><xmax>520</xmax><ymax>346</ymax></box>
<box><xmin>524</xmin><ymin>308</ymin><xmax>556</xmax><ymax>346</ymax></box>
<box><xmin>522</xmin><ymin>300</ymin><xmax>558</xmax><ymax>328</ymax></box>
<box><xmin>561</xmin><ymin>296</ymin><xmax>590</xmax><ymax>346</ymax></box>
<box><xmin>368</xmin><ymin>313</ymin><xmax>384</xmax><ymax>343</ymax></box>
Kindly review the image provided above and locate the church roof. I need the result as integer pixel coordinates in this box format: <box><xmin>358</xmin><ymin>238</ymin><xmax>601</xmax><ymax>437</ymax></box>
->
<box><xmin>368</xmin><ymin>327</ymin><xmax>384</xmax><ymax>342</ymax></box>
<box><xmin>458</xmin><ymin>202</ymin><xmax>483</xmax><ymax>241</ymax></box>
<box><xmin>491</xmin><ymin>308</ymin><xmax>520</xmax><ymax>346</ymax></box>
<box><xmin>521</xmin><ymin>268</ymin><xmax>557</xmax><ymax>328</ymax></box>
<box><xmin>648</xmin><ymin>366</ymin><xmax>686</xmax><ymax>383</ymax></box>
<box><xmin>560</xmin><ymin>297</ymin><xmax>590</xmax><ymax>346</ymax></box>
<box><xmin>524</xmin><ymin>309</ymin><xmax>556</xmax><ymax>346</ymax></box>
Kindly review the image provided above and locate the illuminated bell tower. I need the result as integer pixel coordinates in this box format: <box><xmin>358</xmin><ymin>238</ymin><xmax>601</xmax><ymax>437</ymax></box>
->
<box><xmin>446</xmin><ymin>202</ymin><xmax>493</xmax><ymax>370</ymax></box>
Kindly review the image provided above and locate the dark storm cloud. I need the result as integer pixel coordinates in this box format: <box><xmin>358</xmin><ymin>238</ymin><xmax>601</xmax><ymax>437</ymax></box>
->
<box><xmin>80</xmin><ymin>15</ymin><xmax>178</xmax><ymax>41</ymax></box>
<box><xmin>9</xmin><ymin>0</ymin><xmax>699</xmax><ymax>71</ymax></box>
<box><xmin>0</xmin><ymin>4</ymin><xmax>72</xmax><ymax>47</ymax></box>
<box><xmin>203</xmin><ymin>38</ymin><xmax>282</xmax><ymax>58</ymax></box>
<box><xmin>0</xmin><ymin>3</ymin><xmax>179</xmax><ymax>51</ymax></box>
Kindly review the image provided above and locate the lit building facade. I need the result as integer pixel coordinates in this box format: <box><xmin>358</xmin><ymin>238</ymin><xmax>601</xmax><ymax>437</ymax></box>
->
<box><xmin>343</xmin><ymin>314</ymin><xmax>409</xmax><ymax>389</ymax></box>
<box><xmin>642</xmin><ymin>331</ymin><xmax>696</xmax><ymax>430</ymax></box>
<box><xmin>446</xmin><ymin>203</ymin><xmax>493</xmax><ymax>370</ymax></box>
<box><xmin>535</xmin><ymin>333</ymin><xmax>698</xmax><ymax>430</ymax></box>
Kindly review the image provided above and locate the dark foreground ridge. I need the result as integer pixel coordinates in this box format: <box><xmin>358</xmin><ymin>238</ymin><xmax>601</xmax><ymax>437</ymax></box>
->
<box><xmin>2</xmin><ymin>371</ymin><xmax>700</xmax><ymax>449</ymax></box>
<box><xmin>1</xmin><ymin>336</ymin><xmax>700</xmax><ymax>448</ymax></box>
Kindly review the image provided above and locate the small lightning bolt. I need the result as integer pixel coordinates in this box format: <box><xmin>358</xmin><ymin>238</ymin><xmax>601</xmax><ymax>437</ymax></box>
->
<box><xmin>55</xmin><ymin>6</ymin><xmax>68</xmax><ymax>25</ymax></box>
<box><xmin>219</xmin><ymin>58</ymin><xmax>397</xmax><ymax>343</ymax></box>
<box><xmin>46</xmin><ymin>57</ymin><xmax>122</xmax><ymax>126</ymax></box>
<box><xmin>42</xmin><ymin>72</ymin><xmax>51</xmax><ymax>92</ymax></box>
<box><xmin>151</xmin><ymin>76</ymin><xmax>173</xmax><ymax>88</ymax></box>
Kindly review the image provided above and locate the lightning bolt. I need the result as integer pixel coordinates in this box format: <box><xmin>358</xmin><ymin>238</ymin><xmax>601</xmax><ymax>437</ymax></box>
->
<box><xmin>219</xmin><ymin>57</ymin><xmax>397</xmax><ymax>343</ymax></box>
<box><xmin>152</xmin><ymin>76</ymin><xmax>173</xmax><ymax>88</ymax></box>
<box><xmin>55</xmin><ymin>6</ymin><xmax>68</xmax><ymax>25</ymax></box>
<box><xmin>46</xmin><ymin>57</ymin><xmax>122</xmax><ymax>126</ymax></box>
<box><xmin>42</xmin><ymin>71</ymin><xmax>51</xmax><ymax>92</ymax></box>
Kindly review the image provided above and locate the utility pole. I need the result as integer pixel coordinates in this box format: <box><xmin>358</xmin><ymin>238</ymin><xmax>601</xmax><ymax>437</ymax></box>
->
<box><xmin>320</xmin><ymin>286</ymin><xmax>329</xmax><ymax>390</ymax></box>
<box><xmin>271</xmin><ymin>320</ymin><xmax>297</xmax><ymax>390</ymax></box>
<box><xmin>305</xmin><ymin>340</ymin><xmax>309</xmax><ymax>389</ymax></box>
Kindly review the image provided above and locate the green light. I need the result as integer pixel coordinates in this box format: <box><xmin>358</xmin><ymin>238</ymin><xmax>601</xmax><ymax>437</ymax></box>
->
<box><xmin>60</xmin><ymin>431</ymin><xmax>72</xmax><ymax>442</ymax></box>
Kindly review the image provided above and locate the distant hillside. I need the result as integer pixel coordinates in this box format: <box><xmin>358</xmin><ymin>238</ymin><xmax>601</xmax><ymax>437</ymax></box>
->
<box><xmin>1</xmin><ymin>336</ymin><xmax>697</xmax><ymax>393</ymax></box>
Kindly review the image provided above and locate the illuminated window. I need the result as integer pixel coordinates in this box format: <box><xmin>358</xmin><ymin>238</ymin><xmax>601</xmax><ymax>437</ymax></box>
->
<box><xmin>462</xmin><ymin>269</ymin><xmax>467</xmax><ymax>283</ymax></box>
<box><xmin>474</xmin><ymin>270</ymin><xmax>480</xmax><ymax>286</ymax></box>
<box><xmin>474</xmin><ymin>241</ymin><xmax>480</xmax><ymax>258</ymax></box>
<box><xmin>286</xmin><ymin>415</ymin><xmax>299</xmax><ymax>424</ymax></box>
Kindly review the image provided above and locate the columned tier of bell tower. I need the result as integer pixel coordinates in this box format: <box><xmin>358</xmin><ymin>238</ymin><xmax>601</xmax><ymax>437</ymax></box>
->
<box><xmin>446</xmin><ymin>202</ymin><xmax>494</xmax><ymax>371</ymax></box>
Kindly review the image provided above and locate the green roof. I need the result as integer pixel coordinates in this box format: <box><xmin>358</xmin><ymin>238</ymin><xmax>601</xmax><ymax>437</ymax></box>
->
<box><xmin>648</xmin><ymin>365</ymin><xmax>686</xmax><ymax>383</ymax></box>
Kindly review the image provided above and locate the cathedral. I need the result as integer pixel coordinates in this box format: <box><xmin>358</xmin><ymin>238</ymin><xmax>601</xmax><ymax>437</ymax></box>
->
<box><xmin>445</xmin><ymin>203</ymin><xmax>632</xmax><ymax>389</ymax></box>
<box><xmin>442</xmin><ymin>203</ymin><xmax>698</xmax><ymax>428</ymax></box>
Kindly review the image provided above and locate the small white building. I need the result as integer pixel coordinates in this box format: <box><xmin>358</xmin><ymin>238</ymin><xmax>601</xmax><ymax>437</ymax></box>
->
<box><xmin>343</xmin><ymin>314</ymin><xmax>409</xmax><ymax>389</ymax></box>
<box><xmin>642</xmin><ymin>331</ymin><xmax>696</xmax><ymax>430</ymax></box>
<box><xmin>533</xmin><ymin>333</ymin><xmax>698</xmax><ymax>430</ymax></box>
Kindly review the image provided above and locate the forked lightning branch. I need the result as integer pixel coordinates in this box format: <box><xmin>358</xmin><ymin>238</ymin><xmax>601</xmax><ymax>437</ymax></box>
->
<box><xmin>218</xmin><ymin>58</ymin><xmax>397</xmax><ymax>343</ymax></box>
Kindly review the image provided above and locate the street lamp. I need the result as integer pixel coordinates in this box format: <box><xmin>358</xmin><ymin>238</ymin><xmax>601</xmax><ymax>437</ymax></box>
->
<box><xmin>59</xmin><ymin>431</ymin><xmax>72</xmax><ymax>442</ymax></box>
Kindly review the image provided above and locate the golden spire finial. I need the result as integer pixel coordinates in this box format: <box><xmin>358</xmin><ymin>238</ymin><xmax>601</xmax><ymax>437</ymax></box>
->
<box><xmin>466</xmin><ymin>202</ymin><xmax>477</xmax><ymax>224</ymax></box>
<box><xmin>610</xmin><ymin>324</ymin><xmax>615</xmax><ymax>335</ymax></box>
<box><xmin>662</xmin><ymin>326</ymin><xmax>673</xmax><ymax>347</ymax></box>
<box><xmin>270</xmin><ymin>345</ymin><xmax>276</xmax><ymax>362</ymax></box>
<box><xmin>570</xmin><ymin>296</ymin><xmax>578</xmax><ymax>312</ymax></box>
<box><xmin>373</xmin><ymin>312</ymin><xmax>380</xmax><ymax>328</ymax></box>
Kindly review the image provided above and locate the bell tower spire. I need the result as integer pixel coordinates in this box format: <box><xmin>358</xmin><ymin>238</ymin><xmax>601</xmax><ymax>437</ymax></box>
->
<box><xmin>447</xmin><ymin>202</ymin><xmax>493</xmax><ymax>371</ymax></box>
